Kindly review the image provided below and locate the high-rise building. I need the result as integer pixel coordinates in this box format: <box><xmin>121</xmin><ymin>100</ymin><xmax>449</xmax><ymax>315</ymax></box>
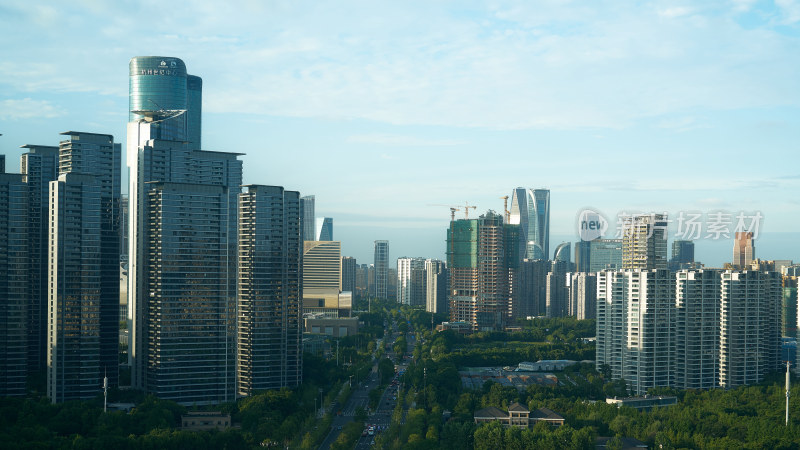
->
<box><xmin>545</xmin><ymin>261</ymin><xmax>570</xmax><ymax>318</ymax></box>
<box><xmin>589</xmin><ymin>239</ymin><xmax>622</xmax><ymax>272</ymax></box>
<box><xmin>732</xmin><ymin>231</ymin><xmax>755</xmax><ymax>268</ymax></box>
<box><xmin>596</xmin><ymin>269</ymin><xmax>675</xmax><ymax>395</ymax></box>
<box><xmin>128</xmin><ymin>57</ymin><xmax>242</xmax><ymax>404</ymax></box>
<box><xmin>622</xmin><ymin>214</ymin><xmax>667</xmax><ymax>270</ymax></box>
<box><xmin>397</xmin><ymin>257</ymin><xmax>426</xmax><ymax>306</ymax></box>
<box><xmin>598</xmin><ymin>268</ymin><xmax>781</xmax><ymax>393</ymax></box>
<box><xmin>129</xmin><ymin>56</ymin><xmax>201</xmax><ymax>147</ymax></box>
<box><xmin>303</xmin><ymin>241</ymin><xmax>349</xmax><ymax>318</ymax></box>
<box><xmin>374</xmin><ymin>240</ymin><xmax>389</xmax><ymax>300</ymax></box>
<box><xmin>447</xmin><ymin>211</ymin><xmax>512</xmax><ymax>331</ymax></box>
<box><xmin>574</xmin><ymin>241</ymin><xmax>591</xmax><ymax>272</ymax></box>
<box><xmin>48</xmin><ymin>173</ymin><xmax>103</xmax><ymax>403</ymax></box>
<box><xmin>237</xmin><ymin>185</ymin><xmax>302</xmax><ymax>396</ymax></box>
<box><xmin>516</xmin><ymin>259</ymin><xmax>549</xmax><ymax>318</ymax></box>
<box><xmin>0</xmin><ymin>173</ymin><xmax>29</xmax><ymax>397</ymax></box>
<box><xmin>671</xmin><ymin>240</ymin><xmax>695</xmax><ymax>264</ymax></box>
<box><xmin>674</xmin><ymin>269</ymin><xmax>720</xmax><ymax>389</ymax></box>
<box><xmin>719</xmin><ymin>270</ymin><xmax>781</xmax><ymax>388</ymax></box>
<box><xmin>303</xmin><ymin>241</ymin><xmax>342</xmax><ymax>291</ymax></box>
<box><xmin>341</xmin><ymin>257</ymin><xmax>357</xmax><ymax>294</ymax></box>
<box><xmin>782</xmin><ymin>276</ymin><xmax>798</xmax><ymax>338</ymax></box>
<box><xmin>425</xmin><ymin>259</ymin><xmax>448</xmax><ymax>315</ymax></box>
<box><xmin>142</xmin><ymin>181</ymin><xmax>238</xmax><ymax>404</ymax></box>
<box><xmin>554</xmin><ymin>242</ymin><xmax>571</xmax><ymax>263</ymax></box>
<box><xmin>316</xmin><ymin>217</ymin><xmax>333</xmax><ymax>241</ymax></box>
<box><xmin>0</xmin><ymin>154</ymin><xmax>4</xmax><ymax>173</ymax></box>
<box><xmin>56</xmin><ymin>131</ymin><xmax>121</xmax><ymax>390</ymax></box>
<box><xmin>300</xmin><ymin>195</ymin><xmax>315</xmax><ymax>241</ymax></box>
<box><xmin>355</xmin><ymin>263</ymin><xmax>371</xmax><ymax>300</ymax></box>
<box><xmin>567</xmin><ymin>272</ymin><xmax>596</xmax><ymax>320</ymax></box>
<box><xmin>509</xmin><ymin>188</ymin><xmax>550</xmax><ymax>261</ymax></box>
<box><xmin>20</xmin><ymin>144</ymin><xmax>59</xmax><ymax>373</ymax></box>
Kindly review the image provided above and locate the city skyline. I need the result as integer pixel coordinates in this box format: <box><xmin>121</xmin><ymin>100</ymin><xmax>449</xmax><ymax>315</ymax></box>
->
<box><xmin>1</xmin><ymin>1</ymin><xmax>799</xmax><ymax>266</ymax></box>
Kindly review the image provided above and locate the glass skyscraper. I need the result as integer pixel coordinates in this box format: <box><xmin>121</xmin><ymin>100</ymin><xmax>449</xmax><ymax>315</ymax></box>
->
<box><xmin>374</xmin><ymin>240</ymin><xmax>390</xmax><ymax>299</ymax></box>
<box><xmin>237</xmin><ymin>185</ymin><xmax>302</xmax><ymax>395</ymax></box>
<box><xmin>301</xmin><ymin>195</ymin><xmax>316</xmax><ymax>241</ymax></box>
<box><xmin>509</xmin><ymin>188</ymin><xmax>550</xmax><ymax>261</ymax></box>
<box><xmin>0</xmin><ymin>173</ymin><xmax>29</xmax><ymax>397</ymax></box>
<box><xmin>128</xmin><ymin>56</ymin><xmax>201</xmax><ymax>148</ymax></box>
<box><xmin>128</xmin><ymin>57</ymin><xmax>242</xmax><ymax>404</ymax></box>
<box><xmin>20</xmin><ymin>145</ymin><xmax>59</xmax><ymax>373</ymax></box>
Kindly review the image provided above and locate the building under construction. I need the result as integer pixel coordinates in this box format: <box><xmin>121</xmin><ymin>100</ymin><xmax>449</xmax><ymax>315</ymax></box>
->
<box><xmin>447</xmin><ymin>210</ymin><xmax>519</xmax><ymax>331</ymax></box>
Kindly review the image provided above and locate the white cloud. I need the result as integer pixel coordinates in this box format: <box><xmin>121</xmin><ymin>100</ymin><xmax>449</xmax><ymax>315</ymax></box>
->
<box><xmin>658</xmin><ymin>6</ymin><xmax>694</xmax><ymax>18</ymax></box>
<box><xmin>1</xmin><ymin>1</ymin><xmax>798</xmax><ymax>131</ymax></box>
<box><xmin>776</xmin><ymin>0</ymin><xmax>800</xmax><ymax>23</ymax></box>
<box><xmin>0</xmin><ymin>98</ymin><xmax>64</xmax><ymax>120</ymax></box>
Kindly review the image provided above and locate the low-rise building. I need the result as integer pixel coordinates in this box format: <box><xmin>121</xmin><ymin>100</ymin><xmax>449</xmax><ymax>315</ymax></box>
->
<box><xmin>181</xmin><ymin>411</ymin><xmax>232</xmax><ymax>431</ymax></box>
<box><xmin>473</xmin><ymin>402</ymin><xmax>564</xmax><ymax>428</ymax></box>
<box><xmin>606</xmin><ymin>395</ymin><xmax>677</xmax><ymax>411</ymax></box>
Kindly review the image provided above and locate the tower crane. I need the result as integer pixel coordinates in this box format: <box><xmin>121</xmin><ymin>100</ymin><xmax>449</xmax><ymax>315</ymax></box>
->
<box><xmin>427</xmin><ymin>203</ymin><xmax>477</xmax><ymax>220</ymax></box>
<box><xmin>462</xmin><ymin>202</ymin><xmax>477</xmax><ymax>220</ymax></box>
<box><xmin>500</xmin><ymin>196</ymin><xmax>509</xmax><ymax>223</ymax></box>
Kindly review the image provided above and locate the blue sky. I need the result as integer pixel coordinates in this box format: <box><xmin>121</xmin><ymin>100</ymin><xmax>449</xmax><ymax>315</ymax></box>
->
<box><xmin>1</xmin><ymin>0</ymin><xmax>799</xmax><ymax>266</ymax></box>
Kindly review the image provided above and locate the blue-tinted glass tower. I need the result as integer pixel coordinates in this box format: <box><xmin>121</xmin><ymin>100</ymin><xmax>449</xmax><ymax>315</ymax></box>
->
<box><xmin>509</xmin><ymin>188</ymin><xmax>550</xmax><ymax>261</ymax></box>
<box><xmin>129</xmin><ymin>56</ymin><xmax>201</xmax><ymax>148</ymax></box>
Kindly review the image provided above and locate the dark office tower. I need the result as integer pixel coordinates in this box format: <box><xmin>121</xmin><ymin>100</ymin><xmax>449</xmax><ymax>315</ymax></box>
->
<box><xmin>0</xmin><ymin>154</ymin><xmax>4</xmax><ymax>173</ymax></box>
<box><xmin>128</xmin><ymin>133</ymin><xmax>241</xmax><ymax>402</ymax></box>
<box><xmin>589</xmin><ymin>239</ymin><xmax>623</xmax><ymax>272</ymax></box>
<box><xmin>316</xmin><ymin>217</ymin><xmax>333</xmax><ymax>241</ymax></box>
<box><xmin>669</xmin><ymin>240</ymin><xmax>695</xmax><ymax>271</ymax></box>
<box><xmin>516</xmin><ymin>259</ymin><xmax>549</xmax><ymax>318</ymax></box>
<box><xmin>732</xmin><ymin>232</ymin><xmax>755</xmax><ymax>268</ymax></box>
<box><xmin>47</xmin><ymin>173</ymin><xmax>102</xmax><ymax>402</ymax></box>
<box><xmin>20</xmin><ymin>144</ymin><xmax>59</xmax><ymax>373</ymax></box>
<box><xmin>237</xmin><ymin>186</ymin><xmax>302</xmax><ymax>396</ymax></box>
<box><xmin>671</xmin><ymin>240</ymin><xmax>694</xmax><ymax>264</ymax></box>
<box><xmin>675</xmin><ymin>269</ymin><xmax>721</xmax><ymax>390</ymax></box>
<box><xmin>57</xmin><ymin>132</ymin><xmax>121</xmax><ymax>389</ymax></box>
<box><xmin>0</xmin><ymin>173</ymin><xmax>29</xmax><ymax>397</ymax></box>
<box><xmin>144</xmin><ymin>182</ymin><xmax>237</xmax><ymax>404</ymax></box>
<box><xmin>374</xmin><ymin>240</ymin><xmax>389</xmax><ymax>300</ymax></box>
<box><xmin>509</xmin><ymin>188</ymin><xmax>550</xmax><ymax>261</ymax></box>
<box><xmin>186</xmin><ymin>75</ymin><xmax>202</xmax><ymax>149</ymax></box>
<box><xmin>129</xmin><ymin>56</ymin><xmax>200</xmax><ymax>147</ymax></box>
<box><xmin>546</xmin><ymin>260</ymin><xmax>570</xmax><ymax>318</ymax></box>
<box><xmin>120</xmin><ymin>195</ymin><xmax>129</xmax><ymax>256</ymax></box>
<box><xmin>301</xmin><ymin>195</ymin><xmax>316</xmax><ymax>241</ymax></box>
<box><xmin>575</xmin><ymin>240</ymin><xmax>591</xmax><ymax>272</ymax></box>
<box><xmin>342</xmin><ymin>257</ymin><xmax>357</xmax><ymax>293</ymax></box>
<box><xmin>128</xmin><ymin>56</ymin><xmax>241</xmax><ymax>403</ymax></box>
<box><xmin>622</xmin><ymin>213</ymin><xmax>668</xmax><ymax>270</ymax></box>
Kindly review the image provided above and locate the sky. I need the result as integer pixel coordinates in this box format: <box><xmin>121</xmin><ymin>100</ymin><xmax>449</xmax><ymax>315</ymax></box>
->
<box><xmin>1</xmin><ymin>0</ymin><xmax>799</xmax><ymax>267</ymax></box>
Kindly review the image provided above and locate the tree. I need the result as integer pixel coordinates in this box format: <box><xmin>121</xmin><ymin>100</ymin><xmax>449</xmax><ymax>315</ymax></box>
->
<box><xmin>379</xmin><ymin>358</ymin><xmax>395</xmax><ymax>385</ymax></box>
